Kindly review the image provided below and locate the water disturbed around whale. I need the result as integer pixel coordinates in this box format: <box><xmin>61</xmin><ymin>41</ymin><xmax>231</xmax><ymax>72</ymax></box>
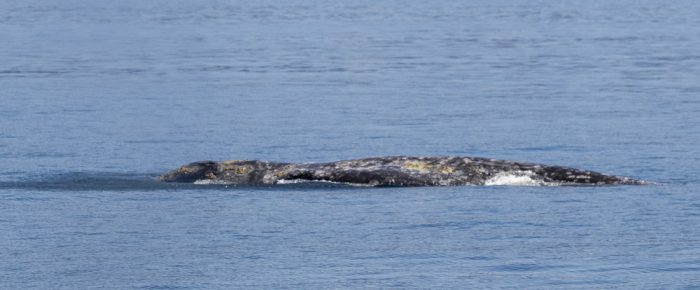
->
<box><xmin>159</xmin><ymin>156</ymin><xmax>647</xmax><ymax>186</ymax></box>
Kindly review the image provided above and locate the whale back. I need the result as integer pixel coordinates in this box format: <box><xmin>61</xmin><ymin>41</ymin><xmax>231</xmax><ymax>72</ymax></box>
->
<box><xmin>158</xmin><ymin>156</ymin><xmax>646</xmax><ymax>186</ymax></box>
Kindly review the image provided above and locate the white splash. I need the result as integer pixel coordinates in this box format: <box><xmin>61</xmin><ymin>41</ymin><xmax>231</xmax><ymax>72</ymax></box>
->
<box><xmin>277</xmin><ymin>179</ymin><xmax>372</xmax><ymax>187</ymax></box>
<box><xmin>484</xmin><ymin>171</ymin><xmax>558</xmax><ymax>186</ymax></box>
<box><xmin>194</xmin><ymin>179</ymin><xmax>233</xmax><ymax>185</ymax></box>
<box><xmin>276</xmin><ymin>179</ymin><xmax>310</xmax><ymax>184</ymax></box>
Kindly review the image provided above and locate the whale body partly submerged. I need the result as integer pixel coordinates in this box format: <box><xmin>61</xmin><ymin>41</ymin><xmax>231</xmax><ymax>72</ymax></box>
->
<box><xmin>158</xmin><ymin>156</ymin><xmax>646</xmax><ymax>186</ymax></box>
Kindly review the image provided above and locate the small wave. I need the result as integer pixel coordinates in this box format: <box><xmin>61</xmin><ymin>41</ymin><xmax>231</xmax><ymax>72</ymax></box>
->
<box><xmin>277</xmin><ymin>179</ymin><xmax>372</xmax><ymax>187</ymax></box>
<box><xmin>193</xmin><ymin>178</ymin><xmax>369</xmax><ymax>187</ymax></box>
<box><xmin>484</xmin><ymin>171</ymin><xmax>560</xmax><ymax>186</ymax></box>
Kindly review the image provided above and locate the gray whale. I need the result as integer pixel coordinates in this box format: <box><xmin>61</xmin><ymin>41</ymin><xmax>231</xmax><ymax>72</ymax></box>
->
<box><xmin>158</xmin><ymin>156</ymin><xmax>646</xmax><ymax>186</ymax></box>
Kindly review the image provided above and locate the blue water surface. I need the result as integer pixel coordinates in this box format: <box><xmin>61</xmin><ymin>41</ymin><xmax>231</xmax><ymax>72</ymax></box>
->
<box><xmin>1</xmin><ymin>0</ymin><xmax>700</xmax><ymax>288</ymax></box>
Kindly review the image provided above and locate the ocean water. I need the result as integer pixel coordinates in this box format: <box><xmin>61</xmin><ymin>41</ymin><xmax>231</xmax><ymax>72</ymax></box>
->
<box><xmin>1</xmin><ymin>0</ymin><xmax>700</xmax><ymax>288</ymax></box>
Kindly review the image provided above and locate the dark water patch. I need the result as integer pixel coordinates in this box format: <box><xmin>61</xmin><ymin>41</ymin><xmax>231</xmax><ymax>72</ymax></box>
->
<box><xmin>582</xmin><ymin>262</ymin><xmax>700</xmax><ymax>274</ymax></box>
<box><xmin>0</xmin><ymin>68</ymin><xmax>72</xmax><ymax>78</ymax></box>
<box><xmin>352</xmin><ymin>253</ymin><xmax>449</xmax><ymax>260</ymax></box>
<box><xmin>651</xmin><ymin>55</ymin><xmax>700</xmax><ymax>62</ymax></box>
<box><xmin>513</xmin><ymin>145</ymin><xmax>589</xmax><ymax>153</ymax></box>
<box><xmin>21</xmin><ymin>152</ymin><xmax>78</xmax><ymax>158</ymax></box>
<box><xmin>0</xmin><ymin>172</ymin><xmax>363</xmax><ymax>192</ymax></box>
<box><xmin>489</xmin><ymin>262</ymin><xmax>572</xmax><ymax>272</ymax></box>
<box><xmin>124</xmin><ymin>139</ymin><xmax>202</xmax><ymax>145</ymax></box>
<box><xmin>386</xmin><ymin>220</ymin><xmax>547</xmax><ymax>231</ymax></box>
<box><xmin>104</xmin><ymin>67</ymin><xmax>153</xmax><ymax>75</ymax></box>
<box><xmin>138</xmin><ymin>285</ymin><xmax>192</xmax><ymax>290</ymax></box>
<box><xmin>680</xmin><ymin>87</ymin><xmax>700</xmax><ymax>93</ymax></box>
<box><xmin>545</xmin><ymin>278</ymin><xmax>624</xmax><ymax>286</ymax></box>
<box><xmin>0</xmin><ymin>172</ymin><xmax>167</xmax><ymax>192</ymax></box>
<box><xmin>60</xmin><ymin>108</ymin><xmax>95</xmax><ymax>114</ymax></box>
<box><xmin>550</xmin><ymin>198</ymin><xmax>585</xmax><ymax>204</ymax></box>
<box><xmin>591</xmin><ymin>36</ymin><xmax>644</xmax><ymax>42</ymax></box>
<box><xmin>0</xmin><ymin>110</ymin><xmax>21</xmax><ymax>117</ymax></box>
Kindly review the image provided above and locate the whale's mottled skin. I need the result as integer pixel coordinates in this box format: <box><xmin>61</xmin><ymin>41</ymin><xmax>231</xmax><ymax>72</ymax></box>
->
<box><xmin>158</xmin><ymin>156</ymin><xmax>646</xmax><ymax>186</ymax></box>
